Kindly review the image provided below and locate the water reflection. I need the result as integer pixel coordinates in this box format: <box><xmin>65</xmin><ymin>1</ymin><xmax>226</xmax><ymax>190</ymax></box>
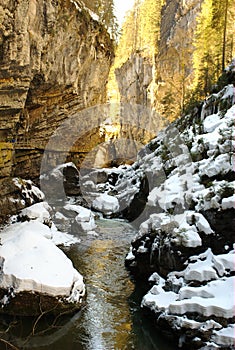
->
<box><xmin>72</xmin><ymin>220</ymin><xmax>136</xmax><ymax>350</ymax></box>
<box><xmin>0</xmin><ymin>219</ymin><xmax>177</xmax><ymax>350</ymax></box>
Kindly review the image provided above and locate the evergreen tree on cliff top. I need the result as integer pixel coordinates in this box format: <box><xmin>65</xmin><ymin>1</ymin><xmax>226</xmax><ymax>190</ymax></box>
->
<box><xmin>193</xmin><ymin>0</ymin><xmax>235</xmax><ymax>98</ymax></box>
<box><xmin>83</xmin><ymin>0</ymin><xmax>118</xmax><ymax>38</ymax></box>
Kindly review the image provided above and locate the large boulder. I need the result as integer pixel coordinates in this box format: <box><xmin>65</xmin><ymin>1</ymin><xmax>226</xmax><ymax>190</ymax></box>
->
<box><xmin>0</xmin><ymin>204</ymin><xmax>85</xmax><ymax>316</ymax></box>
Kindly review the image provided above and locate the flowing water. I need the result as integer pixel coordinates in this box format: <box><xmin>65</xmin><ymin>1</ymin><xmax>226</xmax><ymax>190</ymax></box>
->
<box><xmin>0</xmin><ymin>219</ymin><xmax>177</xmax><ymax>350</ymax></box>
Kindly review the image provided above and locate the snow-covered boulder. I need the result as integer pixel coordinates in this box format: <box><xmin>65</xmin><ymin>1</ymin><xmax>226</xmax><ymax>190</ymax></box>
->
<box><xmin>122</xmin><ymin>83</ymin><xmax>235</xmax><ymax>348</ymax></box>
<box><xmin>64</xmin><ymin>203</ymin><xmax>97</xmax><ymax>232</ymax></box>
<box><xmin>19</xmin><ymin>202</ymin><xmax>52</xmax><ymax>227</ymax></box>
<box><xmin>92</xmin><ymin>193</ymin><xmax>119</xmax><ymax>215</ymax></box>
<box><xmin>0</xmin><ymin>220</ymin><xmax>85</xmax><ymax>316</ymax></box>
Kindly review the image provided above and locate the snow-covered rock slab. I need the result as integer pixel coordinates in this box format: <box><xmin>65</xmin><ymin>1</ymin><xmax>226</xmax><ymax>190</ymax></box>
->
<box><xmin>212</xmin><ymin>324</ymin><xmax>235</xmax><ymax>347</ymax></box>
<box><xmin>172</xmin><ymin>277</ymin><xmax>235</xmax><ymax>318</ymax></box>
<box><xmin>142</xmin><ymin>286</ymin><xmax>177</xmax><ymax>313</ymax></box>
<box><xmin>221</xmin><ymin>195</ymin><xmax>235</xmax><ymax>210</ymax></box>
<box><xmin>142</xmin><ymin>276</ymin><xmax>235</xmax><ymax>328</ymax></box>
<box><xmin>0</xmin><ymin>222</ymin><xmax>85</xmax><ymax>315</ymax></box>
<box><xmin>141</xmin><ymin>247</ymin><xmax>235</xmax><ymax>347</ymax></box>
<box><xmin>183</xmin><ymin>249</ymin><xmax>218</xmax><ymax>282</ymax></box>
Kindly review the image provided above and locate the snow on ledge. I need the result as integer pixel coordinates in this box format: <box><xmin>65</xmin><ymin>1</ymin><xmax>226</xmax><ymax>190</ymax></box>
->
<box><xmin>221</xmin><ymin>195</ymin><xmax>235</xmax><ymax>210</ymax></box>
<box><xmin>184</xmin><ymin>249</ymin><xmax>218</xmax><ymax>282</ymax></box>
<box><xmin>169</xmin><ymin>277</ymin><xmax>234</xmax><ymax>318</ymax></box>
<box><xmin>203</xmin><ymin>114</ymin><xmax>222</xmax><ymax>133</ymax></box>
<box><xmin>19</xmin><ymin>202</ymin><xmax>51</xmax><ymax>224</ymax></box>
<box><xmin>13</xmin><ymin>178</ymin><xmax>45</xmax><ymax>202</ymax></box>
<box><xmin>70</xmin><ymin>0</ymin><xmax>100</xmax><ymax>22</ymax></box>
<box><xmin>142</xmin><ymin>286</ymin><xmax>177</xmax><ymax>313</ymax></box>
<box><xmin>212</xmin><ymin>324</ymin><xmax>235</xmax><ymax>347</ymax></box>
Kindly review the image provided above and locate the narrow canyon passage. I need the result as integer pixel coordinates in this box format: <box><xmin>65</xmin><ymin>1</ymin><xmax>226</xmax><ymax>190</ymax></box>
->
<box><xmin>0</xmin><ymin>1</ymin><xmax>234</xmax><ymax>349</ymax></box>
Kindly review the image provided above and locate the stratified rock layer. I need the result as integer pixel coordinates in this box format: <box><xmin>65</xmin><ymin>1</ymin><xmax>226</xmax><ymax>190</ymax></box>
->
<box><xmin>0</xmin><ymin>0</ymin><xmax>114</xmax><ymax>223</ymax></box>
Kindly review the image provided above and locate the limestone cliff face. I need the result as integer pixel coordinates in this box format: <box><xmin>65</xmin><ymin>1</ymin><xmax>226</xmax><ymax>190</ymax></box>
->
<box><xmin>0</xmin><ymin>0</ymin><xmax>113</xmax><ymax>175</ymax></box>
<box><xmin>0</xmin><ymin>0</ymin><xmax>114</xmax><ymax>223</ymax></box>
<box><xmin>115</xmin><ymin>54</ymin><xmax>153</xmax><ymax>107</ymax></box>
<box><xmin>113</xmin><ymin>54</ymin><xmax>162</xmax><ymax>161</ymax></box>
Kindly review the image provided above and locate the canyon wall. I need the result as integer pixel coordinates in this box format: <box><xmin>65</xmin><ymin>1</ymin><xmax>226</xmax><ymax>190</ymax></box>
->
<box><xmin>0</xmin><ymin>0</ymin><xmax>114</xmax><ymax>223</ymax></box>
<box><xmin>115</xmin><ymin>54</ymin><xmax>153</xmax><ymax>107</ymax></box>
<box><xmin>114</xmin><ymin>55</ymin><xmax>163</xmax><ymax>162</ymax></box>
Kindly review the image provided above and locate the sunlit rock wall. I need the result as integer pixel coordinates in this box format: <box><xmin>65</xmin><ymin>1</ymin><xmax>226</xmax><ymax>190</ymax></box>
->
<box><xmin>0</xmin><ymin>0</ymin><xmax>114</xmax><ymax>223</ymax></box>
<box><xmin>115</xmin><ymin>54</ymin><xmax>153</xmax><ymax>107</ymax></box>
<box><xmin>113</xmin><ymin>54</ymin><xmax>164</xmax><ymax>162</ymax></box>
<box><xmin>115</xmin><ymin>0</ymin><xmax>203</xmax><ymax>123</ymax></box>
<box><xmin>0</xmin><ymin>0</ymin><xmax>114</xmax><ymax>176</ymax></box>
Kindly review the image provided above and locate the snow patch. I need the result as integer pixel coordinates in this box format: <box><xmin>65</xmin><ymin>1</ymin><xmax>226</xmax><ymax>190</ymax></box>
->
<box><xmin>64</xmin><ymin>204</ymin><xmax>96</xmax><ymax>231</ymax></box>
<box><xmin>203</xmin><ymin>114</ymin><xmax>222</xmax><ymax>133</ymax></box>
<box><xmin>19</xmin><ymin>202</ymin><xmax>51</xmax><ymax>225</ymax></box>
<box><xmin>92</xmin><ymin>194</ymin><xmax>119</xmax><ymax>215</ymax></box>
<box><xmin>221</xmin><ymin>195</ymin><xmax>235</xmax><ymax>210</ymax></box>
<box><xmin>169</xmin><ymin>277</ymin><xmax>235</xmax><ymax>318</ymax></box>
<box><xmin>212</xmin><ymin>324</ymin><xmax>235</xmax><ymax>347</ymax></box>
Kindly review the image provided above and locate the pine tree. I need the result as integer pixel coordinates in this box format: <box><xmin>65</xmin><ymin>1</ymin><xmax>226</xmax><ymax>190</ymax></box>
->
<box><xmin>193</xmin><ymin>0</ymin><xmax>235</xmax><ymax>98</ymax></box>
<box><xmin>114</xmin><ymin>8</ymin><xmax>137</xmax><ymax>67</ymax></box>
<box><xmin>83</xmin><ymin>0</ymin><xmax>118</xmax><ymax>39</ymax></box>
<box><xmin>107</xmin><ymin>0</ymin><xmax>166</xmax><ymax>104</ymax></box>
<box><xmin>98</xmin><ymin>0</ymin><xmax>119</xmax><ymax>39</ymax></box>
<box><xmin>138</xmin><ymin>0</ymin><xmax>164</xmax><ymax>58</ymax></box>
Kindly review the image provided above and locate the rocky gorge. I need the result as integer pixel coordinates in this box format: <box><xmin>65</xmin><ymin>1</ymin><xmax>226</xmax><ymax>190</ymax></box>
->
<box><xmin>0</xmin><ymin>0</ymin><xmax>234</xmax><ymax>349</ymax></box>
<box><xmin>115</xmin><ymin>0</ymin><xmax>205</xmax><ymax>121</ymax></box>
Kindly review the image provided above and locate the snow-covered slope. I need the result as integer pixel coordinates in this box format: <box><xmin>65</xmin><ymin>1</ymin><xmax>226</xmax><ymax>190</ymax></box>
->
<box><xmin>123</xmin><ymin>84</ymin><xmax>235</xmax><ymax>349</ymax></box>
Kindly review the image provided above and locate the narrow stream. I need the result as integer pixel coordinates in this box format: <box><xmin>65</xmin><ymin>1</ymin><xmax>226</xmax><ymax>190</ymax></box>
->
<box><xmin>0</xmin><ymin>219</ymin><xmax>177</xmax><ymax>350</ymax></box>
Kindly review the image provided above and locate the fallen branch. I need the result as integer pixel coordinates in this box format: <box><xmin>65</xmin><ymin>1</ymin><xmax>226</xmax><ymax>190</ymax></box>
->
<box><xmin>0</xmin><ymin>338</ymin><xmax>19</xmax><ymax>350</ymax></box>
